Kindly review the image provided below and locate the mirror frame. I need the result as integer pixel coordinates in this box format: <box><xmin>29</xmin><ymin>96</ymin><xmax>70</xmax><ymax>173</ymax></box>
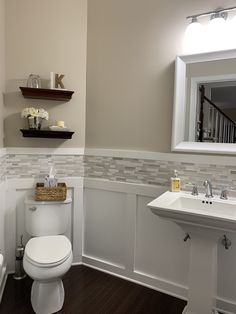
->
<box><xmin>172</xmin><ymin>49</ymin><xmax>236</xmax><ymax>155</ymax></box>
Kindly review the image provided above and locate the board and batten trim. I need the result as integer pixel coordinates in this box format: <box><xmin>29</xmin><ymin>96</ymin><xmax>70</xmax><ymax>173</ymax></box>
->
<box><xmin>83</xmin><ymin>178</ymin><xmax>236</xmax><ymax>314</ymax></box>
<box><xmin>1</xmin><ymin>176</ymin><xmax>236</xmax><ymax>314</ymax></box>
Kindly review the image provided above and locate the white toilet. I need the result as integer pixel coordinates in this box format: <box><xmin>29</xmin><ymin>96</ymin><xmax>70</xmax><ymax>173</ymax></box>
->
<box><xmin>23</xmin><ymin>196</ymin><xmax>73</xmax><ymax>314</ymax></box>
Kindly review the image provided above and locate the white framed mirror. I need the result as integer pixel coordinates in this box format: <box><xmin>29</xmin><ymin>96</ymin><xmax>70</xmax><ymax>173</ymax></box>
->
<box><xmin>172</xmin><ymin>49</ymin><xmax>236</xmax><ymax>155</ymax></box>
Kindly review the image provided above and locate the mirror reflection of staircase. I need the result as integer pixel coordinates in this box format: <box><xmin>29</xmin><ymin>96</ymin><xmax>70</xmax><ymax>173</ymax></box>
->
<box><xmin>197</xmin><ymin>85</ymin><xmax>236</xmax><ymax>143</ymax></box>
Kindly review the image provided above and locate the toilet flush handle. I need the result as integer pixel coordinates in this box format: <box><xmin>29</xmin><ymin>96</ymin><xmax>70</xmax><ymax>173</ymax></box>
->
<box><xmin>29</xmin><ymin>206</ymin><xmax>37</xmax><ymax>211</ymax></box>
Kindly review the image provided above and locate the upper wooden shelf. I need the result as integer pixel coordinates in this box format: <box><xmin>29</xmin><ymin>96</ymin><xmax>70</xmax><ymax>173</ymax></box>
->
<box><xmin>19</xmin><ymin>87</ymin><xmax>74</xmax><ymax>101</ymax></box>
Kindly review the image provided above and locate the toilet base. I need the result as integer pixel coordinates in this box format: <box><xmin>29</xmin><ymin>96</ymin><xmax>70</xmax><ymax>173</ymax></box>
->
<box><xmin>31</xmin><ymin>279</ymin><xmax>64</xmax><ymax>314</ymax></box>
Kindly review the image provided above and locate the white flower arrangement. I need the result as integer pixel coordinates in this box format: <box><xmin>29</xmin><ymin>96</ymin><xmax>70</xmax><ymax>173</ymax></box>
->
<box><xmin>21</xmin><ymin>107</ymin><xmax>49</xmax><ymax>120</ymax></box>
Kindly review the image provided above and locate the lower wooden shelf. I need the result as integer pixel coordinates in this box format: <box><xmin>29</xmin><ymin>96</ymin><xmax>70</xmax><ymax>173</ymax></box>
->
<box><xmin>20</xmin><ymin>129</ymin><xmax>74</xmax><ymax>139</ymax></box>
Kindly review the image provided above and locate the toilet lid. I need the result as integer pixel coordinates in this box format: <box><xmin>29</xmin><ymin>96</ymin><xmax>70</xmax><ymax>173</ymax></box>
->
<box><xmin>25</xmin><ymin>235</ymin><xmax>72</xmax><ymax>265</ymax></box>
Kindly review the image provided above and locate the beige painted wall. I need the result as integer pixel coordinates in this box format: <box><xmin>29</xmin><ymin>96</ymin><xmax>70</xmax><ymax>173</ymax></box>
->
<box><xmin>5</xmin><ymin>0</ymin><xmax>87</xmax><ymax>148</ymax></box>
<box><xmin>0</xmin><ymin>0</ymin><xmax>5</xmax><ymax>148</ymax></box>
<box><xmin>86</xmin><ymin>0</ymin><xmax>236</xmax><ymax>152</ymax></box>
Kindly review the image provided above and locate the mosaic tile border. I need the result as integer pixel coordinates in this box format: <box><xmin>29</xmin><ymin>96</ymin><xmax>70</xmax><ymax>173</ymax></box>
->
<box><xmin>1</xmin><ymin>154</ymin><xmax>235</xmax><ymax>193</ymax></box>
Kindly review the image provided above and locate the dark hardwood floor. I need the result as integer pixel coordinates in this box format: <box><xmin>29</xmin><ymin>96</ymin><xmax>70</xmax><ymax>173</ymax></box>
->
<box><xmin>0</xmin><ymin>265</ymin><xmax>186</xmax><ymax>314</ymax></box>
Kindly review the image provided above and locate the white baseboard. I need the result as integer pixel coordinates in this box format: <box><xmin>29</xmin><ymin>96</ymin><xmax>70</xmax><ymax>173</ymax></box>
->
<box><xmin>72</xmin><ymin>262</ymin><xmax>83</xmax><ymax>266</ymax></box>
<box><xmin>82</xmin><ymin>255</ymin><xmax>187</xmax><ymax>301</ymax></box>
<box><xmin>217</xmin><ymin>297</ymin><xmax>236</xmax><ymax>314</ymax></box>
<box><xmin>72</xmin><ymin>254</ymin><xmax>82</xmax><ymax>265</ymax></box>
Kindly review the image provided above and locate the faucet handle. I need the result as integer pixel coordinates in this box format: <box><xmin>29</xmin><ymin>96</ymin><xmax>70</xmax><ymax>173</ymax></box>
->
<box><xmin>191</xmin><ymin>185</ymin><xmax>198</xmax><ymax>196</ymax></box>
<box><xmin>220</xmin><ymin>188</ymin><xmax>228</xmax><ymax>200</ymax></box>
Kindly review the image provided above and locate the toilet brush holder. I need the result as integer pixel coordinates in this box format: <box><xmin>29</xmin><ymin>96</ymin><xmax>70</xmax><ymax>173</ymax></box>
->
<box><xmin>13</xmin><ymin>235</ymin><xmax>26</xmax><ymax>280</ymax></box>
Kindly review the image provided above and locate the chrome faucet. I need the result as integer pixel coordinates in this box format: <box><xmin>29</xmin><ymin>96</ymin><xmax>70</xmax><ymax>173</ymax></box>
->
<box><xmin>203</xmin><ymin>180</ymin><xmax>213</xmax><ymax>198</ymax></box>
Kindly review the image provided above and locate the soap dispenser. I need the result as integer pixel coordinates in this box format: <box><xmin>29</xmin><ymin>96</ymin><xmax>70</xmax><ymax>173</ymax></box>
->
<box><xmin>170</xmin><ymin>170</ymin><xmax>181</xmax><ymax>192</ymax></box>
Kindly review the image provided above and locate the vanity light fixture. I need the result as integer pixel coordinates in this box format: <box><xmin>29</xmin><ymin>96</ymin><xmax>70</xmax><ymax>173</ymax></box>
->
<box><xmin>186</xmin><ymin>6</ymin><xmax>234</xmax><ymax>22</ymax></box>
<box><xmin>184</xmin><ymin>6</ymin><xmax>236</xmax><ymax>53</ymax></box>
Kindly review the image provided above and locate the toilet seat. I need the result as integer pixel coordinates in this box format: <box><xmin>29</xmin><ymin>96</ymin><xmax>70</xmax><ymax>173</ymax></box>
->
<box><xmin>25</xmin><ymin>235</ymin><xmax>72</xmax><ymax>268</ymax></box>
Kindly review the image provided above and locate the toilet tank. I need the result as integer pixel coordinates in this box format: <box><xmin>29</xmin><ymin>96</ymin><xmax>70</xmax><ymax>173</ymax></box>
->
<box><xmin>24</xmin><ymin>196</ymin><xmax>72</xmax><ymax>236</ymax></box>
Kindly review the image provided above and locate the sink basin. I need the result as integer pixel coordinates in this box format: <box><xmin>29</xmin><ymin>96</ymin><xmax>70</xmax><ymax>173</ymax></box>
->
<box><xmin>148</xmin><ymin>191</ymin><xmax>236</xmax><ymax>232</ymax></box>
<box><xmin>148</xmin><ymin>190</ymin><xmax>236</xmax><ymax>314</ymax></box>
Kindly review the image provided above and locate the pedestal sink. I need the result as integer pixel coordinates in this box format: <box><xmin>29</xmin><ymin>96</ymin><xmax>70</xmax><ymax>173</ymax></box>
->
<box><xmin>148</xmin><ymin>191</ymin><xmax>236</xmax><ymax>314</ymax></box>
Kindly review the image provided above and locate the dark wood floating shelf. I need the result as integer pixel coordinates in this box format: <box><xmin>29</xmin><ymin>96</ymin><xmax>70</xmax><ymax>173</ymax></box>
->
<box><xmin>20</xmin><ymin>129</ymin><xmax>74</xmax><ymax>139</ymax></box>
<box><xmin>19</xmin><ymin>87</ymin><xmax>74</xmax><ymax>101</ymax></box>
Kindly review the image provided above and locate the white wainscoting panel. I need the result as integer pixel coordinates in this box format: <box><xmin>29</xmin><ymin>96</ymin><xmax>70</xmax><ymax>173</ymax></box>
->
<box><xmin>83</xmin><ymin>179</ymin><xmax>236</xmax><ymax>314</ymax></box>
<box><xmin>83</xmin><ymin>180</ymin><xmax>188</xmax><ymax>297</ymax></box>
<box><xmin>134</xmin><ymin>195</ymin><xmax>190</xmax><ymax>285</ymax></box>
<box><xmin>1</xmin><ymin>175</ymin><xmax>236</xmax><ymax>313</ymax></box>
<box><xmin>84</xmin><ymin>188</ymin><xmax>127</xmax><ymax>268</ymax></box>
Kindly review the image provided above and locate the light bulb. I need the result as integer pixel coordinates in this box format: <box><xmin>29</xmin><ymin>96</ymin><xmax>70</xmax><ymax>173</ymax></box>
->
<box><xmin>183</xmin><ymin>18</ymin><xmax>205</xmax><ymax>54</ymax></box>
<box><xmin>226</xmin><ymin>15</ymin><xmax>236</xmax><ymax>49</ymax></box>
<box><xmin>206</xmin><ymin>12</ymin><xmax>227</xmax><ymax>51</ymax></box>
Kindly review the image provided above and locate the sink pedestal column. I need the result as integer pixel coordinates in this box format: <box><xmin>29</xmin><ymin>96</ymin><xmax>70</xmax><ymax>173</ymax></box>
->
<box><xmin>181</xmin><ymin>227</ymin><xmax>220</xmax><ymax>314</ymax></box>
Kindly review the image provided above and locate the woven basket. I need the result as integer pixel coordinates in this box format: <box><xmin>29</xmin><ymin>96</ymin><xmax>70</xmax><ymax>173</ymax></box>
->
<box><xmin>35</xmin><ymin>183</ymin><xmax>67</xmax><ymax>201</ymax></box>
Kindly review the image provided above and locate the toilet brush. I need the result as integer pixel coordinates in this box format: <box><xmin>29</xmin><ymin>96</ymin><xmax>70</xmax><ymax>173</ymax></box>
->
<box><xmin>13</xmin><ymin>235</ymin><xmax>27</xmax><ymax>280</ymax></box>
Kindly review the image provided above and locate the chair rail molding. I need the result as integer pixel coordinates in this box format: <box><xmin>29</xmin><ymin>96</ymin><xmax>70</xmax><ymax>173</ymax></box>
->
<box><xmin>84</xmin><ymin>148</ymin><xmax>236</xmax><ymax>166</ymax></box>
<box><xmin>0</xmin><ymin>148</ymin><xmax>6</xmax><ymax>157</ymax></box>
<box><xmin>6</xmin><ymin>147</ymin><xmax>85</xmax><ymax>155</ymax></box>
<box><xmin>3</xmin><ymin>146</ymin><xmax>236</xmax><ymax>166</ymax></box>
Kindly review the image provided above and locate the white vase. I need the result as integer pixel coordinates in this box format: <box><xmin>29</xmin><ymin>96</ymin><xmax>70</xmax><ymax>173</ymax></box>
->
<box><xmin>28</xmin><ymin>117</ymin><xmax>43</xmax><ymax>130</ymax></box>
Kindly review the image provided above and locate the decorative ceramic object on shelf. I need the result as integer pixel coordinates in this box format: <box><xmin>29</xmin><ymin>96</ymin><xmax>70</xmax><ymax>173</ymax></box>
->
<box><xmin>21</xmin><ymin>107</ymin><xmax>49</xmax><ymax>130</ymax></box>
<box><xmin>50</xmin><ymin>72</ymin><xmax>65</xmax><ymax>89</ymax></box>
<box><xmin>56</xmin><ymin>120</ymin><xmax>65</xmax><ymax>128</ymax></box>
<box><xmin>27</xmin><ymin>74</ymin><xmax>41</xmax><ymax>88</ymax></box>
<box><xmin>49</xmin><ymin>126</ymin><xmax>69</xmax><ymax>131</ymax></box>
<box><xmin>48</xmin><ymin>120</ymin><xmax>69</xmax><ymax>131</ymax></box>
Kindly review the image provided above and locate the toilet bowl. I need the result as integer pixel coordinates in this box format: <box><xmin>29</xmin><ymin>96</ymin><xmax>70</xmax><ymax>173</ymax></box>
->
<box><xmin>23</xmin><ymin>235</ymin><xmax>73</xmax><ymax>314</ymax></box>
<box><xmin>23</xmin><ymin>196</ymin><xmax>72</xmax><ymax>313</ymax></box>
